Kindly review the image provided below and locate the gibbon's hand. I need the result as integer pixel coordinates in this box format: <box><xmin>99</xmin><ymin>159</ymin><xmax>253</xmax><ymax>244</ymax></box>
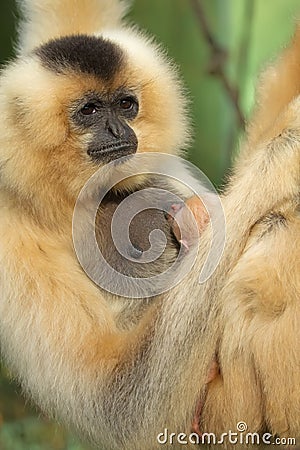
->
<box><xmin>167</xmin><ymin>195</ymin><xmax>212</xmax><ymax>250</ymax></box>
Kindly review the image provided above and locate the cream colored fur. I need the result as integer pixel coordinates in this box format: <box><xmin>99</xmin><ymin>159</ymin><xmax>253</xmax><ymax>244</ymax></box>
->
<box><xmin>18</xmin><ymin>0</ymin><xmax>131</xmax><ymax>53</ymax></box>
<box><xmin>201</xmin><ymin>31</ymin><xmax>300</xmax><ymax>441</ymax></box>
<box><xmin>1</xmin><ymin>1</ymin><xmax>300</xmax><ymax>449</ymax></box>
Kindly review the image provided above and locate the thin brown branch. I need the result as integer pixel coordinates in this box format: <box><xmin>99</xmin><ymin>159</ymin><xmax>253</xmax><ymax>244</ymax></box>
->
<box><xmin>237</xmin><ymin>0</ymin><xmax>255</xmax><ymax>99</ymax></box>
<box><xmin>189</xmin><ymin>0</ymin><xmax>245</xmax><ymax>129</ymax></box>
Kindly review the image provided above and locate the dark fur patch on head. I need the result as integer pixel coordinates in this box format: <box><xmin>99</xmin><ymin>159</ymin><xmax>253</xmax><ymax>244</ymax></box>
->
<box><xmin>35</xmin><ymin>35</ymin><xmax>124</xmax><ymax>81</ymax></box>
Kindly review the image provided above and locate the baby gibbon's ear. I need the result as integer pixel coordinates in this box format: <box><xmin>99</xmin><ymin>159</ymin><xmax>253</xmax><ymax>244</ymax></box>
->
<box><xmin>17</xmin><ymin>0</ymin><xmax>131</xmax><ymax>54</ymax></box>
<box><xmin>247</xmin><ymin>24</ymin><xmax>300</xmax><ymax>146</ymax></box>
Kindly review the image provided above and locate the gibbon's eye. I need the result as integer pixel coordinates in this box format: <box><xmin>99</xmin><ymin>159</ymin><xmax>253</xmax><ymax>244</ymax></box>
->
<box><xmin>119</xmin><ymin>96</ymin><xmax>136</xmax><ymax>110</ymax></box>
<box><xmin>80</xmin><ymin>102</ymin><xmax>99</xmax><ymax>116</ymax></box>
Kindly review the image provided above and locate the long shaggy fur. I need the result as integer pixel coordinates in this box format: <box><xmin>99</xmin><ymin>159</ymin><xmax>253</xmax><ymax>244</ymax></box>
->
<box><xmin>1</xmin><ymin>1</ymin><xmax>300</xmax><ymax>449</ymax></box>
<box><xmin>201</xmin><ymin>25</ymin><xmax>300</xmax><ymax>441</ymax></box>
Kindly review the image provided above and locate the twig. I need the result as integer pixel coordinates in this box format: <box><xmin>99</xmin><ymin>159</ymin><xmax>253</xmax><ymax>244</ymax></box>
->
<box><xmin>237</xmin><ymin>0</ymin><xmax>255</xmax><ymax>101</ymax></box>
<box><xmin>189</xmin><ymin>0</ymin><xmax>245</xmax><ymax>129</ymax></box>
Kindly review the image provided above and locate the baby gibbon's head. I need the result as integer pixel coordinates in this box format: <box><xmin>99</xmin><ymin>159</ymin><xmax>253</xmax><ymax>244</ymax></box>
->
<box><xmin>0</xmin><ymin>1</ymin><xmax>190</xmax><ymax>207</ymax></box>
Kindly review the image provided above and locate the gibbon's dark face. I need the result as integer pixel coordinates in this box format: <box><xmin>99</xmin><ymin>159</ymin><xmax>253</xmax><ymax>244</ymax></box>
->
<box><xmin>36</xmin><ymin>35</ymin><xmax>139</xmax><ymax>164</ymax></box>
<box><xmin>71</xmin><ymin>90</ymin><xmax>139</xmax><ymax>164</ymax></box>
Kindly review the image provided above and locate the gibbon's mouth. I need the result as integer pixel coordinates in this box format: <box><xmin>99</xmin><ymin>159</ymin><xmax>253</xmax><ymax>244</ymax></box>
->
<box><xmin>87</xmin><ymin>141</ymin><xmax>137</xmax><ymax>164</ymax></box>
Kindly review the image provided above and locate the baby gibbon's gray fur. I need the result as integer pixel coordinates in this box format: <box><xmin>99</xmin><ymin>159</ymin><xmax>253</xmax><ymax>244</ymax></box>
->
<box><xmin>0</xmin><ymin>1</ymin><xmax>300</xmax><ymax>449</ymax></box>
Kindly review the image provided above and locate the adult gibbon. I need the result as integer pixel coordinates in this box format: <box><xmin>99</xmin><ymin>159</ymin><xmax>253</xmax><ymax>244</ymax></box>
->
<box><xmin>0</xmin><ymin>1</ymin><xmax>300</xmax><ymax>450</ymax></box>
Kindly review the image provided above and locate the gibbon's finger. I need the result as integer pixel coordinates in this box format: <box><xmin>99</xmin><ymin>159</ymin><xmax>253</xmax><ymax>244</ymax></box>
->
<box><xmin>167</xmin><ymin>195</ymin><xmax>210</xmax><ymax>250</ymax></box>
<box><xmin>191</xmin><ymin>358</ymin><xmax>220</xmax><ymax>437</ymax></box>
<box><xmin>185</xmin><ymin>195</ymin><xmax>211</xmax><ymax>232</ymax></box>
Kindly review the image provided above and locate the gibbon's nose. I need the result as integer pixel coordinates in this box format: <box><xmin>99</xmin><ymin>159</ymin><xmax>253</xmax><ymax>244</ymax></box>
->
<box><xmin>106</xmin><ymin>117</ymin><xmax>126</xmax><ymax>139</ymax></box>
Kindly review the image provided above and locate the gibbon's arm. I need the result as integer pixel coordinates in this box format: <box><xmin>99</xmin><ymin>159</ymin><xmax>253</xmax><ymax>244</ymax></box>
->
<box><xmin>17</xmin><ymin>0</ymin><xmax>131</xmax><ymax>54</ymax></box>
<box><xmin>200</xmin><ymin>29</ymin><xmax>300</xmax><ymax>438</ymax></box>
<box><xmin>1</xmin><ymin>97</ymin><xmax>300</xmax><ymax>450</ymax></box>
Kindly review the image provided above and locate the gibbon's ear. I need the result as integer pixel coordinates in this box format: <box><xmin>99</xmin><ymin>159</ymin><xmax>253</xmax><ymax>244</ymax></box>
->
<box><xmin>247</xmin><ymin>23</ymin><xmax>300</xmax><ymax>146</ymax></box>
<box><xmin>17</xmin><ymin>0</ymin><xmax>131</xmax><ymax>54</ymax></box>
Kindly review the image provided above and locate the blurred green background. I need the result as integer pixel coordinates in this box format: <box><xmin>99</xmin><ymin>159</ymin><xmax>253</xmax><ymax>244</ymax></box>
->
<box><xmin>0</xmin><ymin>0</ymin><xmax>299</xmax><ymax>449</ymax></box>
